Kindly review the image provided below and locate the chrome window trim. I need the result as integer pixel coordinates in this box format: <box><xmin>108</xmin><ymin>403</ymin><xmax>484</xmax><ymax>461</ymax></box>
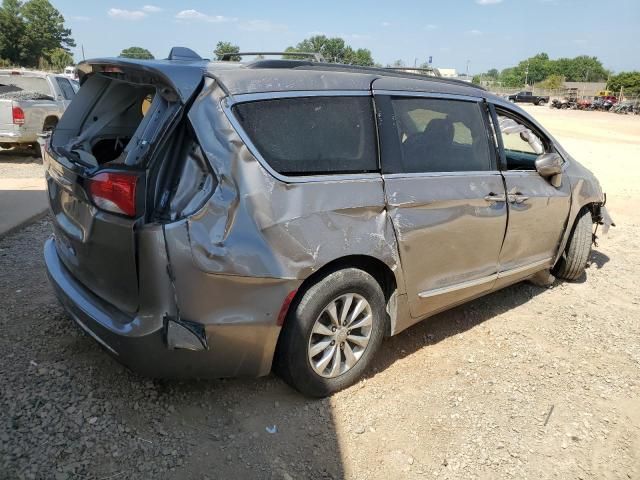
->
<box><xmin>227</xmin><ymin>90</ymin><xmax>371</xmax><ymax>105</ymax></box>
<box><xmin>221</xmin><ymin>90</ymin><xmax>380</xmax><ymax>184</ymax></box>
<box><xmin>418</xmin><ymin>257</ymin><xmax>552</xmax><ymax>298</ymax></box>
<box><xmin>372</xmin><ymin>90</ymin><xmax>484</xmax><ymax>102</ymax></box>
<box><xmin>383</xmin><ymin>170</ymin><xmax>502</xmax><ymax>180</ymax></box>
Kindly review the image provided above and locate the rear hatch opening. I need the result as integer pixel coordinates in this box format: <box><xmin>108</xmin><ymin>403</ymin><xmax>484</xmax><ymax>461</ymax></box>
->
<box><xmin>45</xmin><ymin>61</ymin><xmax>191</xmax><ymax>314</ymax></box>
<box><xmin>51</xmin><ymin>65</ymin><xmax>180</xmax><ymax>169</ymax></box>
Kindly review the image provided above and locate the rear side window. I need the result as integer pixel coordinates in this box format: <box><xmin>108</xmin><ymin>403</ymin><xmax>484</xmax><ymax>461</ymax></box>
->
<box><xmin>389</xmin><ymin>97</ymin><xmax>492</xmax><ymax>174</ymax></box>
<box><xmin>233</xmin><ymin>96</ymin><xmax>377</xmax><ymax>176</ymax></box>
<box><xmin>55</xmin><ymin>77</ymin><xmax>75</xmax><ymax>100</ymax></box>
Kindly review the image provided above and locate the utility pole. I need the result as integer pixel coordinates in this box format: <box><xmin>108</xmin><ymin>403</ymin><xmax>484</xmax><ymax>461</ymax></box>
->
<box><xmin>524</xmin><ymin>60</ymin><xmax>529</xmax><ymax>88</ymax></box>
<box><xmin>466</xmin><ymin>59</ymin><xmax>470</xmax><ymax>77</ymax></box>
<box><xmin>81</xmin><ymin>45</ymin><xmax>85</xmax><ymax>61</ymax></box>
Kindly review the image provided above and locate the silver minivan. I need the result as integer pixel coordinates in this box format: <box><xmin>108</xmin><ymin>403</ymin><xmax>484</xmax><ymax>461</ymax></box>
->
<box><xmin>44</xmin><ymin>49</ymin><xmax>613</xmax><ymax>397</ymax></box>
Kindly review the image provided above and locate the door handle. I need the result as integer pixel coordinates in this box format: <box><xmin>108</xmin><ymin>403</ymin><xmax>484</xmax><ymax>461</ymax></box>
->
<box><xmin>484</xmin><ymin>193</ymin><xmax>507</xmax><ymax>203</ymax></box>
<box><xmin>508</xmin><ymin>194</ymin><xmax>529</xmax><ymax>204</ymax></box>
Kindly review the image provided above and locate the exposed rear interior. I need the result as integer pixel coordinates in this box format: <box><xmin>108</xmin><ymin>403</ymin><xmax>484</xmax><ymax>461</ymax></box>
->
<box><xmin>46</xmin><ymin>64</ymin><xmax>214</xmax><ymax>315</ymax></box>
<box><xmin>52</xmin><ymin>72</ymin><xmax>177</xmax><ymax>167</ymax></box>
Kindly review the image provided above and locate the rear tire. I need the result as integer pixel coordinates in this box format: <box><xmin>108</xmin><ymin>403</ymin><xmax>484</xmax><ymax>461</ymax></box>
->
<box><xmin>275</xmin><ymin>268</ymin><xmax>386</xmax><ymax>397</ymax></box>
<box><xmin>538</xmin><ymin>99</ymin><xmax>547</xmax><ymax>106</ymax></box>
<box><xmin>553</xmin><ymin>209</ymin><xmax>593</xmax><ymax>281</ymax></box>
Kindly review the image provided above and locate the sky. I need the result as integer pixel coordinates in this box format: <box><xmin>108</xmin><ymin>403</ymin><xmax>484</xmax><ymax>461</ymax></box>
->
<box><xmin>55</xmin><ymin>0</ymin><xmax>639</xmax><ymax>74</ymax></box>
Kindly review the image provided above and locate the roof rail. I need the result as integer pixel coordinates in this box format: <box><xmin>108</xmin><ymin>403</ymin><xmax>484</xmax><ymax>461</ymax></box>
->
<box><xmin>168</xmin><ymin>47</ymin><xmax>204</xmax><ymax>61</ymax></box>
<box><xmin>258</xmin><ymin>61</ymin><xmax>485</xmax><ymax>90</ymax></box>
<box><xmin>385</xmin><ymin>67</ymin><xmax>441</xmax><ymax>77</ymax></box>
<box><xmin>217</xmin><ymin>51</ymin><xmax>325</xmax><ymax>62</ymax></box>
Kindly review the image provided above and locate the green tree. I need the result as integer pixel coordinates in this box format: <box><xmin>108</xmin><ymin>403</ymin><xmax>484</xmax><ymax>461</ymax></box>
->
<box><xmin>47</xmin><ymin>47</ymin><xmax>73</xmax><ymax>71</ymax></box>
<box><xmin>19</xmin><ymin>0</ymin><xmax>75</xmax><ymax>67</ymax></box>
<box><xmin>500</xmin><ymin>67</ymin><xmax>524</xmax><ymax>88</ymax></box>
<box><xmin>344</xmin><ymin>48</ymin><xmax>374</xmax><ymax>67</ymax></box>
<box><xmin>536</xmin><ymin>74</ymin><xmax>565</xmax><ymax>90</ymax></box>
<box><xmin>286</xmin><ymin>35</ymin><xmax>375</xmax><ymax>66</ymax></box>
<box><xmin>550</xmin><ymin>55</ymin><xmax>608</xmax><ymax>82</ymax></box>
<box><xmin>0</xmin><ymin>0</ymin><xmax>26</xmax><ymax>65</ymax></box>
<box><xmin>513</xmin><ymin>53</ymin><xmax>551</xmax><ymax>85</ymax></box>
<box><xmin>472</xmin><ymin>74</ymin><xmax>482</xmax><ymax>85</ymax></box>
<box><xmin>607</xmin><ymin>71</ymin><xmax>640</xmax><ymax>97</ymax></box>
<box><xmin>119</xmin><ymin>46</ymin><xmax>154</xmax><ymax>60</ymax></box>
<box><xmin>214</xmin><ymin>41</ymin><xmax>240</xmax><ymax>61</ymax></box>
<box><xmin>486</xmin><ymin>68</ymin><xmax>499</xmax><ymax>79</ymax></box>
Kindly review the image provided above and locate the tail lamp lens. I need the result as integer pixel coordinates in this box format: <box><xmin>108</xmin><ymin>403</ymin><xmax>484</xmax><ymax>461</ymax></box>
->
<box><xmin>12</xmin><ymin>106</ymin><xmax>25</xmax><ymax>125</ymax></box>
<box><xmin>87</xmin><ymin>172</ymin><xmax>138</xmax><ymax>217</ymax></box>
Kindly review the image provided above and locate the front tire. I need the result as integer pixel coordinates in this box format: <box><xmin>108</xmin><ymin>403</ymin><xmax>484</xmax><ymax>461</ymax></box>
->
<box><xmin>553</xmin><ymin>209</ymin><xmax>593</xmax><ymax>281</ymax></box>
<box><xmin>275</xmin><ymin>268</ymin><xmax>386</xmax><ymax>397</ymax></box>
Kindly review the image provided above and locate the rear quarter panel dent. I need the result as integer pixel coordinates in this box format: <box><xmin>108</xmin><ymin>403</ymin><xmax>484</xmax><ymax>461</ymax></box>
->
<box><xmin>186</xmin><ymin>79</ymin><xmax>404</xmax><ymax>291</ymax></box>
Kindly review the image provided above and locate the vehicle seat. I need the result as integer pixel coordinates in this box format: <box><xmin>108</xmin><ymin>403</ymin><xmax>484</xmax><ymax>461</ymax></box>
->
<box><xmin>402</xmin><ymin>118</ymin><xmax>455</xmax><ymax>172</ymax></box>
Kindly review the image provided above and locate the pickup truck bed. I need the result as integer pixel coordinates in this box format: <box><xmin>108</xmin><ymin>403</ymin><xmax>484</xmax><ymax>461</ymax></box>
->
<box><xmin>0</xmin><ymin>70</ymin><xmax>75</xmax><ymax>150</ymax></box>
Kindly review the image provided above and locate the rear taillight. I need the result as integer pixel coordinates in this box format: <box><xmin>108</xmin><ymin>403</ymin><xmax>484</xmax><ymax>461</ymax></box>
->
<box><xmin>12</xmin><ymin>106</ymin><xmax>25</xmax><ymax>125</ymax></box>
<box><xmin>87</xmin><ymin>172</ymin><xmax>138</xmax><ymax>217</ymax></box>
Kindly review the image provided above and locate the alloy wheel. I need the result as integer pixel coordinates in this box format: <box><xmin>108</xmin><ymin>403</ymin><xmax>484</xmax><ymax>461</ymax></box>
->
<box><xmin>307</xmin><ymin>293</ymin><xmax>373</xmax><ymax>378</ymax></box>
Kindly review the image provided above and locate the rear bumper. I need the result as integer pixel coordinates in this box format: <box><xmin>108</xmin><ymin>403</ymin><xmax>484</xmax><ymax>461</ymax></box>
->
<box><xmin>0</xmin><ymin>128</ymin><xmax>37</xmax><ymax>144</ymax></box>
<box><xmin>44</xmin><ymin>237</ymin><xmax>286</xmax><ymax>378</ymax></box>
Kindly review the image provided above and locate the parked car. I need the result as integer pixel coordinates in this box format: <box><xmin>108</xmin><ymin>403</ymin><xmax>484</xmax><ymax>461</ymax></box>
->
<box><xmin>507</xmin><ymin>91</ymin><xmax>550</xmax><ymax>106</ymax></box>
<box><xmin>0</xmin><ymin>69</ymin><xmax>77</xmax><ymax>155</ymax></box>
<box><xmin>43</xmin><ymin>49</ymin><xmax>614</xmax><ymax>397</ymax></box>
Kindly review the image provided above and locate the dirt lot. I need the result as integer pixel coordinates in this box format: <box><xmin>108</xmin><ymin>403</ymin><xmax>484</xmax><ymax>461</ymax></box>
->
<box><xmin>1</xmin><ymin>108</ymin><xmax>639</xmax><ymax>480</ymax></box>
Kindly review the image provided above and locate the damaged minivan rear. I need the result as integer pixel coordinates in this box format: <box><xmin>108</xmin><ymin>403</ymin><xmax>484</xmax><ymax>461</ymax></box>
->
<box><xmin>43</xmin><ymin>57</ymin><xmax>246</xmax><ymax>376</ymax></box>
<box><xmin>45</xmin><ymin>52</ymin><xmax>613</xmax><ymax>397</ymax></box>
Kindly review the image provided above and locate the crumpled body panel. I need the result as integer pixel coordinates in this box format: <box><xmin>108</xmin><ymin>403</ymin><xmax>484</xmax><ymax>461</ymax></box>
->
<box><xmin>183</xmin><ymin>78</ymin><xmax>403</xmax><ymax>290</ymax></box>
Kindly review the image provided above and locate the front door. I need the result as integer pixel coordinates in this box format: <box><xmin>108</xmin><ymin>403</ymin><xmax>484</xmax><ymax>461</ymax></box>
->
<box><xmin>375</xmin><ymin>92</ymin><xmax>508</xmax><ymax>319</ymax></box>
<box><xmin>493</xmin><ymin>107</ymin><xmax>571</xmax><ymax>284</ymax></box>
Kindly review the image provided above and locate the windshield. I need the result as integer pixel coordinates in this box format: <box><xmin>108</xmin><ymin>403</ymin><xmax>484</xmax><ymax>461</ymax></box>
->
<box><xmin>0</xmin><ymin>75</ymin><xmax>50</xmax><ymax>96</ymax></box>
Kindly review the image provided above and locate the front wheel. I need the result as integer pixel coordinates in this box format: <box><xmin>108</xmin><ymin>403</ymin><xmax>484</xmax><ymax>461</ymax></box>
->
<box><xmin>538</xmin><ymin>99</ymin><xmax>547</xmax><ymax>106</ymax></box>
<box><xmin>275</xmin><ymin>268</ymin><xmax>386</xmax><ymax>397</ymax></box>
<box><xmin>553</xmin><ymin>209</ymin><xmax>593</xmax><ymax>281</ymax></box>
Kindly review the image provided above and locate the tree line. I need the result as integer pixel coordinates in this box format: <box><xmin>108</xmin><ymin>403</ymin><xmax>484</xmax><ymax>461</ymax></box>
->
<box><xmin>471</xmin><ymin>52</ymin><xmax>639</xmax><ymax>96</ymax></box>
<box><xmin>2</xmin><ymin>8</ymin><xmax>638</xmax><ymax>97</ymax></box>
<box><xmin>0</xmin><ymin>0</ymin><xmax>74</xmax><ymax>70</ymax></box>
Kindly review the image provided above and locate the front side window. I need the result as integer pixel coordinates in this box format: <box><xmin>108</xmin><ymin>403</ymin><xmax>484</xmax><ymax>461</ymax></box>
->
<box><xmin>388</xmin><ymin>97</ymin><xmax>492</xmax><ymax>173</ymax></box>
<box><xmin>496</xmin><ymin>110</ymin><xmax>547</xmax><ymax>170</ymax></box>
<box><xmin>233</xmin><ymin>96</ymin><xmax>377</xmax><ymax>176</ymax></box>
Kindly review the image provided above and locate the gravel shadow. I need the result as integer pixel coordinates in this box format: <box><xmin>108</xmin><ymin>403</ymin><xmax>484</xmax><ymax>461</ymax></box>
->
<box><xmin>0</xmin><ymin>219</ymin><xmax>344</xmax><ymax>480</ymax></box>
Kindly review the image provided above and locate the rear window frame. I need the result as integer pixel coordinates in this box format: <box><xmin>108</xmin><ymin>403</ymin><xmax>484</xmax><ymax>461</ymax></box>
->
<box><xmin>223</xmin><ymin>90</ymin><xmax>381</xmax><ymax>183</ymax></box>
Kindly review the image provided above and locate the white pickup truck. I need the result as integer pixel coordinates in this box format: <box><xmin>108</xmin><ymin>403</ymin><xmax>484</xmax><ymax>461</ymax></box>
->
<box><xmin>0</xmin><ymin>70</ymin><xmax>78</xmax><ymax>155</ymax></box>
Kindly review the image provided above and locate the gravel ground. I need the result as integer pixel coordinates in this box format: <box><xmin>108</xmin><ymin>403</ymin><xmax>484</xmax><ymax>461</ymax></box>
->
<box><xmin>0</xmin><ymin>147</ymin><xmax>43</xmax><ymax>179</ymax></box>
<box><xmin>0</xmin><ymin>109</ymin><xmax>639</xmax><ymax>480</ymax></box>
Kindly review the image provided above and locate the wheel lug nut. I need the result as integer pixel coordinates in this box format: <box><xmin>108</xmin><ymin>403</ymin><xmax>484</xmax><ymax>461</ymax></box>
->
<box><xmin>330</xmin><ymin>340</ymin><xmax>335</xmax><ymax>346</ymax></box>
<box><xmin>331</xmin><ymin>327</ymin><xmax>336</xmax><ymax>332</ymax></box>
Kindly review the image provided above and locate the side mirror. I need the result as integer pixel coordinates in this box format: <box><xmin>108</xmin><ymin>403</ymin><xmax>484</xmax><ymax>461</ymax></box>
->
<box><xmin>535</xmin><ymin>153</ymin><xmax>563</xmax><ymax>187</ymax></box>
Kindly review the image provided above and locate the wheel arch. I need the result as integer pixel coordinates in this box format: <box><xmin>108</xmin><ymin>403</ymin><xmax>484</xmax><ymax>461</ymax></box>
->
<box><xmin>276</xmin><ymin>254</ymin><xmax>398</xmax><ymax>346</ymax></box>
<box><xmin>42</xmin><ymin>115</ymin><xmax>59</xmax><ymax>130</ymax></box>
<box><xmin>553</xmin><ymin>201</ymin><xmax>598</xmax><ymax>267</ymax></box>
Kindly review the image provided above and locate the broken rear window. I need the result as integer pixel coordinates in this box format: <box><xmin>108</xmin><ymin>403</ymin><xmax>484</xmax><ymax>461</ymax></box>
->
<box><xmin>51</xmin><ymin>73</ymin><xmax>180</xmax><ymax>168</ymax></box>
